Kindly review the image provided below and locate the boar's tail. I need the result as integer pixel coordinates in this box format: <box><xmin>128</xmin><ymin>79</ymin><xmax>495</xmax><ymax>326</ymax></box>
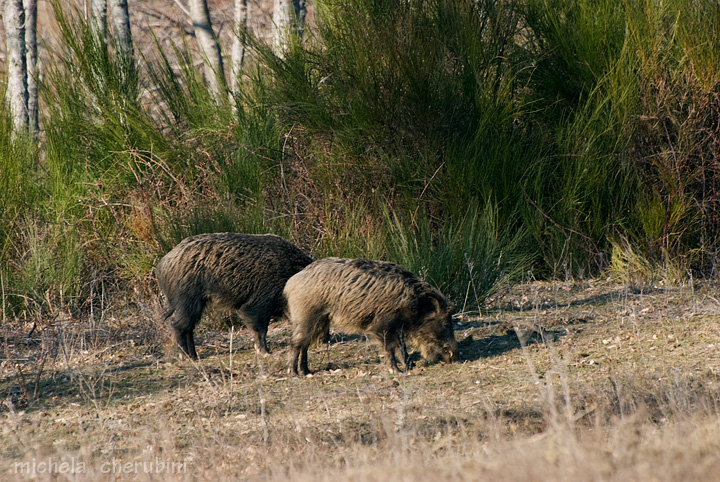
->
<box><xmin>158</xmin><ymin>293</ymin><xmax>174</xmax><ymax>323</ymax></box>
<box><xmin>273</xmin><ymin>293</ymin><xmax>290</xmax><ymax>319</ymax></box>
<box><xmin>161</xmin><ymin>307</ymin><xmax>174</xmax><ymax>323</ymax></box>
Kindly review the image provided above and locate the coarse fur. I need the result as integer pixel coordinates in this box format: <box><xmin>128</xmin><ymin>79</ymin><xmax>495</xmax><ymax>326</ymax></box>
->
<box><xmin>156</xmin><ymin>233</ymin><xmax>313</xmax><ymax>359</ymax></box>
<box><xmin>285</xmin><ymin>257</ymin><xmax>459</xmax><ymax>375</ymax></box>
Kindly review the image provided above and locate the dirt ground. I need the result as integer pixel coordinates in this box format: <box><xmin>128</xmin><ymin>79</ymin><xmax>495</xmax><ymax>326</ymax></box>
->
<box><xmin>2</xmin><ymin>277</ymin><xmax>719</xmax><ymax>480</ymax></box>
<box><xmin>3</xmin><ymin>3</ymin><xmax>719</xmax><ymax>480</ymax></box>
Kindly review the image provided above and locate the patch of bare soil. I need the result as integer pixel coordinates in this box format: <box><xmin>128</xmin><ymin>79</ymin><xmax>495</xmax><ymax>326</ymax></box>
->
<box><xmin>2</xmin><ymin>278</ymin><xmax>720</xmax><ymax>480</ymax></box>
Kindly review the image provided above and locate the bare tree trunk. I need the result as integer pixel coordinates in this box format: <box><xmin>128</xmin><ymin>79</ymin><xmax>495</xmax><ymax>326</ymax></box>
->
<box><xmin>110</xmin><ymin>0</ymin><xmax>133</xmax><ymax>60</ymax></box>
<box><xmin>293</xmin><ymin>0</ymin><xmax>307</xmax><ymax>38</ymax></box>
<box><xmin>189</xmin><ymin>0</ymin><xmax>226</xmax><ymax>97</ymax></box>
<box><xmin>272</xmin><ymin>0</ymin><xmax>291</xmax><ymax>55</ymax></box>
<box><xmin>4</xmin><ymin>0</ymin><xmax>29</xmax><ymax>133</ymax></box>
<box><xmin>25</xmin><ymin>0</ymin><xmax>39</xmax><ymax>137</ymax></box>
<box><xmin>92</xmin><ymin>0</ymin><xmax>108</xmax><ymax>40</ymax></box>
<box><xmin>273</xmin><ymin>0</ymin><xmax>307</xmax><ymax>55</ymax></box>
<box><xmin>231</xmin><ymin>0</ymin><xmax>248</xmax><ymax>93</ymax></box>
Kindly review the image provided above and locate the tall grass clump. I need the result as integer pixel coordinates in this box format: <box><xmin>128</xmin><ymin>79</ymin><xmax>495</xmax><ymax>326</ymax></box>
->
<box><xmin>256</xmin><ymin>0</ymin><xmax>522</xmax><ymax>182</ymax></box>
<box><xmin>519</xmin><ymin>0</ymin><xmax>642</xmax><ymax>272</ymax></box>
<box><xmin>28</xmin><ymin>2</ymin><xmax>166</xmax><ymax>315</ymax></box>
<box><xmin>0</xmin><ymin>89</ymin><xmax>38</xmax><ymax>315</ymax></box>
<box><xmin>144</xmin><ymin>38</ymin><xmax>286</xmax><ymax>249</ymax></box>
<box><xmin>249</xmin><ymin>0</ymin><xmax>533</xmax><ymax>295</ymax></box>
<box><xmin>44</xmin><ymin>1</ymin><xmax>165</xmax><ymax>199</ymax></box>
<box><xmin>0</xmin><ymin>98</ymin><xmax>35</xmax><ymax>257</ymax></box>
<box><xmin>22</xmin><ymin>3</ymin><xmax>279</xmax><ymax>316</ymax></box>
<box><xmin>5</xmin><ymin>0</ymin><xmax>720</xmax><ymax>319</ymax></box>
<box><xmin>521</xmin><ymin>0</ymin><xmax>720</xmax><ymax>276</ymax></box>
<box><xmin>624</xmin><ymin>0</ymin><xmax>720</xmax><ymax>272</ymax></box>
<box><xmin>386</xmin><ymin>200</ymin><xmax>529</xmax><ymax>312</ymax></box>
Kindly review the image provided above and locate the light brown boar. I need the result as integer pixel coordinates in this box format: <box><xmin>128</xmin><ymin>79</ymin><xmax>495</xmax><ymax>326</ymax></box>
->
<box><xmin>155</xmin><ymin>233</ymin><xmax>312</xmax><ymax>359</ymax></box>
<box><xmin>285</xmin><ymin>257</ymin><xmax>459</xmax><ymax>375</ymax></box>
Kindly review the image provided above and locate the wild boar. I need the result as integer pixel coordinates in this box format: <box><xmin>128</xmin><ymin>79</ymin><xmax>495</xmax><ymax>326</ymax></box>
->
<box><xmin>285</xmin><ymin>257</ymin><xmax>458</xmax><ymax>375</ymax></box>
<box><xmin>156</xmin><ymin>232</ymin><xmax>313</xmax><ymax>359</ymax></box>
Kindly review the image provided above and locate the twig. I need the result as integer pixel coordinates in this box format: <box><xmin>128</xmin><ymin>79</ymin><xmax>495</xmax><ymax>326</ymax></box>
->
<box><xmin>172</xmin><ymin>0</ymin><xmax>191</xmax><ymax>17</ymax></box>
<box><xmin>24</xmin><ymin>322</ymin><xmax>37</xmax><ymax>345</ymax></box>
<box><xmin>32</xmin><ymin>351</ymin><xmax>49</xmax><ymax>400</ymax></box>
<box><xmin>229</xmin><ymin>325</ymin><xmax>235</xmax><ymax>401</ymax></box>
<box><xmin>1</xmin><ymin>268</ymin><xmax>5</xmax><ymax>325</ymax></box>
<box><xmin>56</xmin><ymin>324</ymin><xmax>71</xmax><ymax>371</ymax></box>
<box><xmin>186</xmin><ymin>352</ymin><xmax>216</xmax><ymax>388</ymax></box>
<box><xmin>410</xmin><ymin>162</ymin><xmax>445</xmax><ymax>230</ymax></box>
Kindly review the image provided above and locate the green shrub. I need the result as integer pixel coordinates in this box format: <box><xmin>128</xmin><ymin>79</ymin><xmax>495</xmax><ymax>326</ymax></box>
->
<box><xmin>386</xmin><ymin>200</ymin><xmax>530</xmax><ymax>312</ymax></box>
<box><xmin>5</xmin><ymin>0</ymin><xmax>720</xmax><ymax>320</ymax></box>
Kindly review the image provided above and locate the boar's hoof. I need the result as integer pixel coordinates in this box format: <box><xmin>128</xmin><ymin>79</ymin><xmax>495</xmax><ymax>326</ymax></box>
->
<box><xmin>289</xmin><ymin>367</ymin><xmax>312</xmax><ymax>377</ymax></box>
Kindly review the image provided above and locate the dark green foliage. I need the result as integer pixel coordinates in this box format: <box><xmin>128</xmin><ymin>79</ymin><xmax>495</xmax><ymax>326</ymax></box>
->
<box><xmin>250</xmin><ymin>0</ymin><xmax>533</xmax><ymax>304</ymax></box>
<box><xmin>2</xmin><ymin>0</ymin><xmax>719</xmax><ymax>319</ymax></box>
<box><xmin>0</xmin><ymin>92</ymin><xmax>38</xmax><ymax>315</ymax></box>
<box><xmin>386</xmin><ymin>201</ymin><xmax>530</xmax><ymax>311</ymax></box>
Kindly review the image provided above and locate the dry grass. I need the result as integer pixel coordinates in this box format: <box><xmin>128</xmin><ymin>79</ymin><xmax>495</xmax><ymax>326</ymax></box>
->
<box><xmin>2</xmin><ymin>278</ymin><xmax>720</xmax><ymax>480</ymax></box>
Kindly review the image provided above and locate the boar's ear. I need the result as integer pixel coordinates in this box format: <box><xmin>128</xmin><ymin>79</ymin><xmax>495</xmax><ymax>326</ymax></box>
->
<box><xmin>422</xmin><ymin>292</ymin><xmax>445</xmax><ymax>314</ymax></box>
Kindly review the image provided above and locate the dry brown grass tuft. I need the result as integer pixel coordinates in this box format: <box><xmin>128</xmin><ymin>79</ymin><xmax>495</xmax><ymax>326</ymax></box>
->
<box><xmin>2</xmin><ymin>278</ymin><xmax>720</xmax><ymax>480</ymax></box>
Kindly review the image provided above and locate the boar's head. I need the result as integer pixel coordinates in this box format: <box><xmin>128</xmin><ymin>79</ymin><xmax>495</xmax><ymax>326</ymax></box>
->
<box><xmin>412</xmin><ymin>293</ymin><xmax>459</xmax><ymax>364</ymax></box>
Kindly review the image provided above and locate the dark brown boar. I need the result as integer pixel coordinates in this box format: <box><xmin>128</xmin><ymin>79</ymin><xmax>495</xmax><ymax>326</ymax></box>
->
<box><xmin>285</xmin><ymin>257</ymin><xmax>459</xmax><ymax>376</ymax></box>
<box><xmin>155</xmin><ymin>232</ymin><xmax>313</xmax><ymax>359</ymax></box>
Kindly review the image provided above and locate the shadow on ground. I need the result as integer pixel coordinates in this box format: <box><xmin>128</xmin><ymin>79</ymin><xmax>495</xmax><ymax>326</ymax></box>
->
<box><xmin>458</xmin><ymin>326</ymin><xmax>567</xmax><ymax>362</ymax></box>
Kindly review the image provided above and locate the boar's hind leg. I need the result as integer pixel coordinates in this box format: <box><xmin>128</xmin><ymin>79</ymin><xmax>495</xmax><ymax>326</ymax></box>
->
<box><xmin>298</xmin><ymin>346</ymin><xmax>310</xmax><ymax>375</ymax></box>
<box><xmin>288</xmin><ymin>344</ymin><xmax>310</xmax><ymax>376</ymax></box>
<box><xmin>173</xmin><ymin>323</ymin><xmax>198</xmax><ymax>359</ymax></box>
<box><xmin>248</xmin><ymin>318</ymin><xmax>270</xmax><ymax>356</ymax></box>
<box><xmin>174</xmin><ymin>329</ymin><xmax>198</xmax><ymax>360</ymax></box>
<box><xmin>288</xmin><ymin>311</ymin><xmax>329</xmax><ymax>376</ymax></box>
<box><xmin>289</xmin><ymin>346</ymin><xmax>300</xmax><ymax>376</ymax></box>
<box><xmin>288</xmin><ymin>330</ymin><xmax>315</xmax><ymax>376</ymax></box>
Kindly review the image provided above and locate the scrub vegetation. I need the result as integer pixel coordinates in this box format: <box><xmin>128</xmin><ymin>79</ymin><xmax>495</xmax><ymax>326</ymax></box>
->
<box><xmin>1</xmin><ymin>0</ymin><xmax>719</xmax><ymax>480</ymax></box>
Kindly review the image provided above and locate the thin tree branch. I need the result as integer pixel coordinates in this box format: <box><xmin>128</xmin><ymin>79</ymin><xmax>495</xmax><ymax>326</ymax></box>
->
<box><xmin>172</xmin><ymin>0</ymin><xmax>190</xmax><ymax>17</ymax></box>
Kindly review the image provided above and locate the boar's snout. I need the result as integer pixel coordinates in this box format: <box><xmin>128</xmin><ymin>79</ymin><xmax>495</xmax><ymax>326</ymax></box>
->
<box><xmin>440</xmin><ymin>319</ymin><xmax>459</xmax><ymax>363</ymax></box>
<box><xmin>421</xmin><ymin>335</ymin><xmax>459</xmax><ymax>365</ymax></box>
<box><xmin>438</xmin><ymin>336</ymin><xmax>459</xmax><ymax>363</ymax></box>
<box><xmin>444</xmin><ymin>339</ymin><xmax>459</xmax><ymax>363</ymax></box>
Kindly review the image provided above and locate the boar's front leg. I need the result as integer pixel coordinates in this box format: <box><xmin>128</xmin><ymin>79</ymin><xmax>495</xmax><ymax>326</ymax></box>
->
<box><xmin>236</xmin><ymin>307</ymin><xmax>271</xmax><ymax>355</ymax></box>
<box><xmin>381</xmin><ymin>335</ymin><xmax>404</xmax><ymax>373</ymax></box>
<box><xmin>397</xmin><ymin>330</ymin><xmax>413</xmax><ymax>370</ymax></box>
<box><xmin>170</xmin><ymin>305</ymin><xmax>201</xmax><ymax>360</ymax></box>
<box><xmin>253</xmin><ymin>328</ymin><xmax>270</xmax><ymax>355</ymax></box>
<box><xmin>184</xmin><ymin>331</ymin><xmax>198</xmax><ymax>360</ymax></box>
